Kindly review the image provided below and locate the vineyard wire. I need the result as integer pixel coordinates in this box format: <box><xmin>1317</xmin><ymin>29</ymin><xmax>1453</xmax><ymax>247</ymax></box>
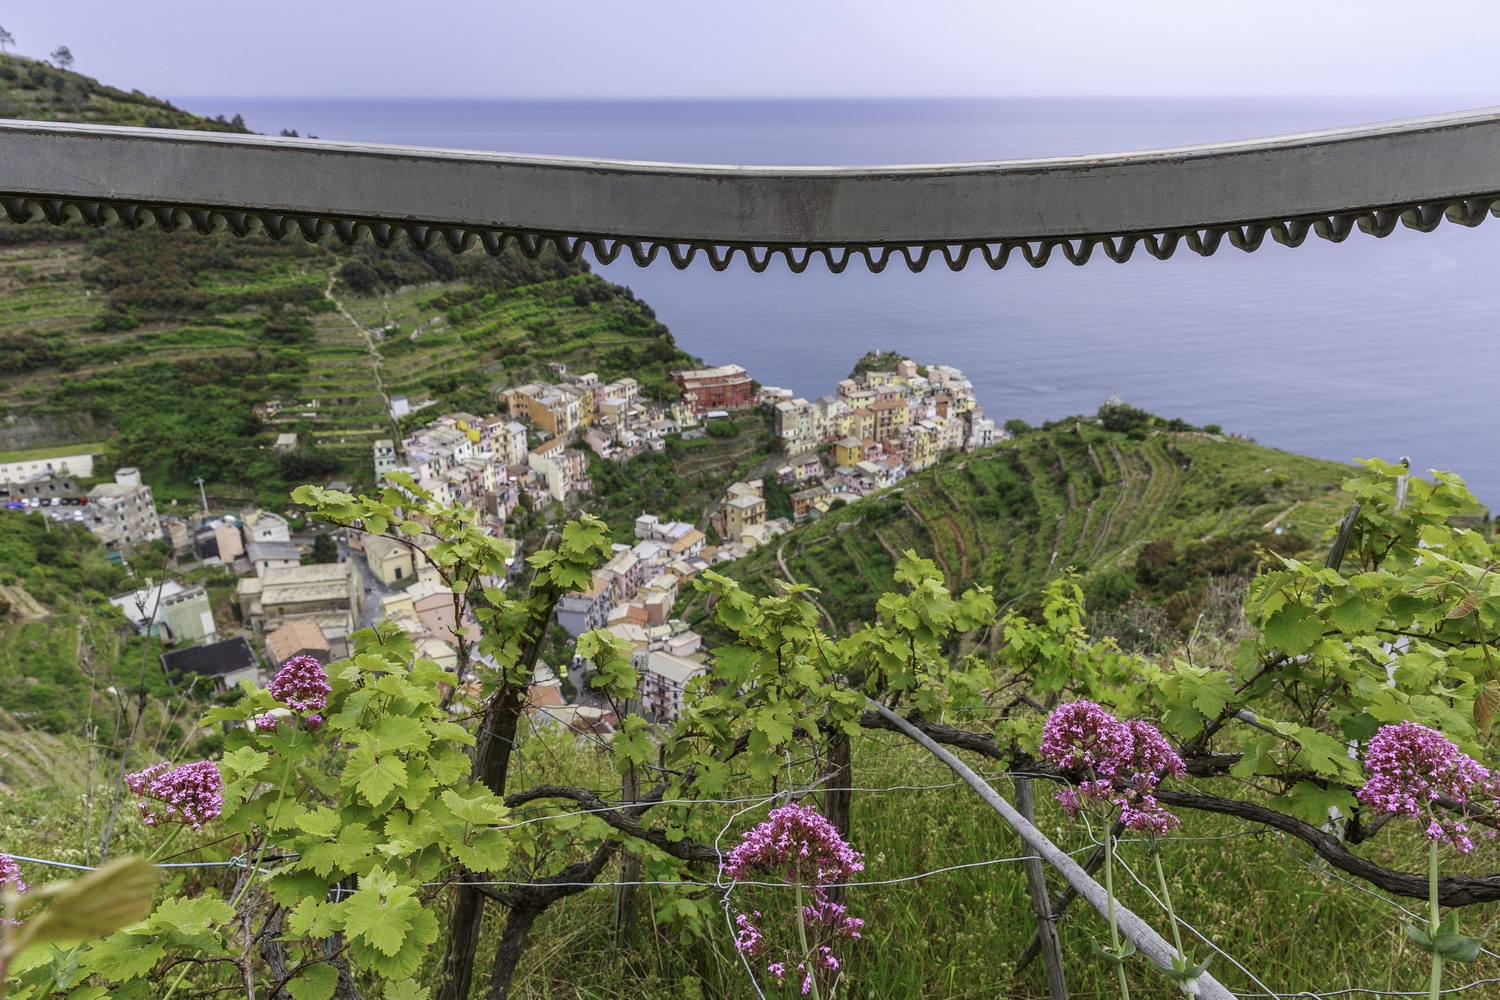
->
<box><xmin>1271</xmin><ymin>831</ymin><xmax>1500</xmax><ymax>965</ymax></box>
<box><xmin>1103</xmin><ymin>830</ymin><xmax>1281</xmax><ymax>997</ymax></box>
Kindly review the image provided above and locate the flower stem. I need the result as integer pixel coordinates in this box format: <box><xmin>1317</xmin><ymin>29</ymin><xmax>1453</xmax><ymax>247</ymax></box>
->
<box><xmin>1152</xmin><ymin>843</ymin><xmax>1185</xmax><ymax>959</ymax></box>
<box><xmin>795</xmin><ymin>877</ymin><xmax>822</xmax><ymax>1000</ymax></box>
<box><xmin>1429</xmin><ymin>839</ymin><xmax>1442</xmax><ymax>1000</ymax></box>
<box><xmin>146</xmin><ymin>823</ymin><xmax>185</xmax><ymax>863</ymax></box>
<box><xmin>1104</xmin><ymin>831</ymin><xmax>1130</xmax><ymax>1000</ymax></box>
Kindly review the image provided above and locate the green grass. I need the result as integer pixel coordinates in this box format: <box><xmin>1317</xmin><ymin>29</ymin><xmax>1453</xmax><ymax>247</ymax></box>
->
<box><xmin>480</xmin><ymin>731</ymin><xmax>1496</xmax><ymax>1000</ymax></box>
<box><xmin>0</xmin><ymin>441</ymin><xmax>105</xmax><ymax>463</ymax></box>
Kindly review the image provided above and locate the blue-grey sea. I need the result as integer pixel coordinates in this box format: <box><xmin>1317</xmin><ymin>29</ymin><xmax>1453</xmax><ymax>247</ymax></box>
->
<box><xmin>178</xmin><ymin>96</ymin><xmax>1500</xmax><ymax>507</ymax></box>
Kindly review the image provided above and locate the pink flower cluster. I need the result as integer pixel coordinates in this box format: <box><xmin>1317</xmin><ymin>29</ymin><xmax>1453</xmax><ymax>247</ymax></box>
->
<box><xmin>1040</xmin><ymin>700</ymin><xmax>1186</xmax><ymax>834</ymax></box>
<box><xmin>723</xmin><ymin>803</ymin><xmax>865</xmax><ymax>993</ymax></box>
<box><xmin>1356</xmin><ymin>720</ymin><xmax>1496</xmax><ymax>854</ymax></box>
<box><xmin>125</xmin><ymin>759</ymin><xmax>224</xmax><ymax>830</ymax></box>
<box><xmin>723</xmin><ymin>803</ymin><xmax>865</xmax><ymax>886</ymax></box>
<box><xmin>268</xmin><ymin>655</ymin><xmax>331</xmax><ymax>716</ymax></box>
<box><xmin>0</xmin><ymin>854</ymin><xmax>27</xmax><ymax>894</ymax></box>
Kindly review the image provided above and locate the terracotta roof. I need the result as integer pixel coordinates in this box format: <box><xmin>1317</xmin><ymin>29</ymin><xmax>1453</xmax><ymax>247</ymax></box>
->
<box><xmin>524</xmin><ymin>684</ymin><xmax>567</xmax><ymax>713</ymax></box>
<box><xmin>265</xmin><ymin>621</ymin><xmax>330</xmax><ymax>667</ymax></box>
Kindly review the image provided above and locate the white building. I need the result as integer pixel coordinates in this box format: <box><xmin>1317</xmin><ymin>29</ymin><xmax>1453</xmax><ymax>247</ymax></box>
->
<box><xmin>0</xmin><ymin>450</ymin><xmax>97</xmax><ymax>484</ymax></box>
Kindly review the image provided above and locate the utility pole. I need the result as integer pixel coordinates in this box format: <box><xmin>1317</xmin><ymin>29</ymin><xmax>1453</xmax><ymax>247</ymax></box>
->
<box><xmin>194</xmin><ymin>477</ymin><xmax>209</xmax><ymax>517</ymax></box>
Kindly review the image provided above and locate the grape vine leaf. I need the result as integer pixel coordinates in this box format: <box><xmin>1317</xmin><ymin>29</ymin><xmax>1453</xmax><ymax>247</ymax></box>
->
<box><xmin>285</xmin><ymin>964</ymin><xmax>339</xmax><ymax>1000</ymax></box>
<box><xmin>1262</xmin><ymin>606</ymin><xmax>1324</xmax><ymax>655</ymax></box>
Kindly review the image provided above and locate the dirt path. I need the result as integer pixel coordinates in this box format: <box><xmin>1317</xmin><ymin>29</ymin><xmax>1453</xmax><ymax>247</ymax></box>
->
<box><xmin>323</xmin><ymin>265</ymin><xmax>400</xmax><ymax>443</ymax></box>
<box><xmin>776</xmin><ymin>535</ymin><xmax>838</xmax><ymax>632</ymax></box>
<box><xmin>0</xmin><ymin>583</ymin><xmax>47</xmax><ymax>622</ymax></box>
<box><xmin>1262</xmin><ymin>500</ymin><xmax>1302</xmax><ymax>531</ymax></box>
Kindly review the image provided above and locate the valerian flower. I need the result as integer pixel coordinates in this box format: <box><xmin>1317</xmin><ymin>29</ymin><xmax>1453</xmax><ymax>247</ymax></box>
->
<box><xmin>1356</xmin><ymin>720</ymin><xmax>1495</xmax><ymax>853</ymax></box>
<box><xmin>1040</xmin><ymin>701</ymin><xmax>1184</xmax><ymax>832</ymax></box>
<box><xmin>723</xmin><ymin>803</ymin><xmax>864</xmax><ymax>887</ymax></box>
<box><xmin>125</xmin><ymin>760</ymin><xmax>224</xmax><ymax>830</ymax></box>
<box><xmin>1039</xmin><ymin>700</ymin><xmax>1135</xmax><ymax>778</ymax></box>
<box><xmin>268</xmin><ymin>655</ymin><xmax>331</xmax><ymax>716</ymax></box>
<box><xmin>0</xmin><ymin>854</ymin><xmax>27</xmax><ymax>894</ymax></box>
<box><xmin>723</xmin><ymin>803</ymin><xmax>864</xmax><ymax>990</ymax></box>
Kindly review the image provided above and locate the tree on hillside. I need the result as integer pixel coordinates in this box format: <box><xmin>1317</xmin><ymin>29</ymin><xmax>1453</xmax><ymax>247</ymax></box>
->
<box><xmin>50</xmin><ymin>45</ymin><xmax>73</xmax><ymax>70</ymax></box>
<box><xmin>0</xmin><ymin>27</ymin><xmax>14</xmax><ymax>52</ymax></box>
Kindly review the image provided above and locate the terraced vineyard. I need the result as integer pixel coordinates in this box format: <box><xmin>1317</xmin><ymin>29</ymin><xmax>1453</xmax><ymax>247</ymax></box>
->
<box><xmin>718</xmin><ymin>424</ymin><xmax>1357</xmax><ymax>633</ymax></box>
<box><xmin>341</xmin><ymin>271</ymin><xmax>695</xmax><ymax>411</ymax></box>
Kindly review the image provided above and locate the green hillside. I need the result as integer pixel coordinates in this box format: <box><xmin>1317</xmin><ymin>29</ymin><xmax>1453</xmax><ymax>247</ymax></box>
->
<box><xmin>0</xmin><ymin>53</ymin><xmax>253</xmax><ymax>131</ymax></box>
<box><xmin>711</xmin><ymin>419</ymin><xmax>1358</xmax><ymax>638</ymax></box>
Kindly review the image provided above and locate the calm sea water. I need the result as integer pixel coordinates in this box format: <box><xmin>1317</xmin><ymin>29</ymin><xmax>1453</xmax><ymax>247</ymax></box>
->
<box><xmin>179</xmin><ymin>96</ymin><xmax>1500</xmax><ymax>507</ymax></box>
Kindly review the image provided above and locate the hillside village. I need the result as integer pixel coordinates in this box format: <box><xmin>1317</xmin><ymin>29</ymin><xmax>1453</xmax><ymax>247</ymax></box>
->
<box><xmin>0</xmin><ymin>352</ymin><xmax>1000</xmax><ymax>733</ymax></box>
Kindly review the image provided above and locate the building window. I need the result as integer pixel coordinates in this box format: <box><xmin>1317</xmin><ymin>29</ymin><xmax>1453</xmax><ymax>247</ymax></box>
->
<box><xmin>394</xmin><ymin>566</ymin><xmax>403</xmax><ymax>580</ymax></box>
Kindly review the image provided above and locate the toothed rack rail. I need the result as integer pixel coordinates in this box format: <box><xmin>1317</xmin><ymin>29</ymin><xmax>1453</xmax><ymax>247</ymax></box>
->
<box><xmin>4</xmin><ymin>108</ymin><xmax>1500</xmax><ymax>272</ymax></box>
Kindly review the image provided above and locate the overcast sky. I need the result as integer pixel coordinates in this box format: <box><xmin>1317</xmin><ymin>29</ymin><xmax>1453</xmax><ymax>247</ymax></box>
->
<box><xmin>5</xmin><ymin>0</ymin><xmax>1500</xmax><ymax>101</ymax></box>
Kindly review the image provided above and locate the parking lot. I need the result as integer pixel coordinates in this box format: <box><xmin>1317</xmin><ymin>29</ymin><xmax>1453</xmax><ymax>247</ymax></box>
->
<box><xmin>2</xmin><ymin>496</ymin><xmax>91</xmax><ymax>523</ymax></box>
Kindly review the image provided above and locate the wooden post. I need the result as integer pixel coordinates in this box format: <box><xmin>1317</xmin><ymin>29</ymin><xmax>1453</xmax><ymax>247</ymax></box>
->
<box><xmin>613</xmin><ymin>735</ymin><xmax>641</xmax><ymax>944</ymax></box>
<box><xmin>1014</xmin><ymin>776</ymin><xmax>1068</xmax><ymax>1000</ymax></box>
<box><xmin>821</xmin><ymin>733</ymin><xmax>853</xmax><ymax>908</ymax></box>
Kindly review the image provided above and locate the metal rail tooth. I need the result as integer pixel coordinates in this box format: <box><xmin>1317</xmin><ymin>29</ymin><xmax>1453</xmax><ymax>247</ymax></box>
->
<box><xmin>72</xmin><ymin>201</ymin><xmax>105</xmax><ymax>227</ymax></box>
<box><xmin>38</xmin><ymin>199</ymin><xmax>69</xmax><ymax>225</ymax></box>
<box><xmin>1142</xmin><ymin>232</ymin><xmax>1179</xmax><ymax>259</ymax></box>
<box><xmin>260</xmin><ymin>214</ymin><xmax>294</xmax><ymax>240</ymax></box>
<box><xmin>223</xmin><ymin>212</ymin><xmax>252</xmax><ymax>237</ymax></box>
<box><xmin>700</xmin><ymin>244</ymin><xmax>731</xmax><ymax>271</ymax></box>
<box><xmin>519</xmin><ymin>232</ymin><xmax>549</xmax><ymax>258</ymax></box>
<box><xmin>1357</xmin><ymin>209</ymin><xmax>1400</xmax><ymax>237</ymax></box>
<box><xmin>625</xmin><ymin>240</ymin><xmax>659</xmax><ymax>267</ymax></box>
<box><xmin>1100</xmin><ymin>235</ymin><xmax>1137</xmax><ymax>263</ymax></box>
<box><xmin>1270</xmin><ymin>218</ymin><xmax>1311</xmax><ymax>247</ymax></box>
<box><xmin>1226</xmin><ymin>224</ymin><xmax>1268</xmax><ymax>251</ymax></box>
<box><xmin>1061</xmin><ymin>238</ymin><xmax>1094</xmax><ymax>265</ymax></box>
<box><xmin>111</xmin><ymin>202</ymin><xmax>141</xmax><ymax>229</ymax></box>
<box><xmin>584</xmin><ymin>237</ymin><xmax>620</xmax><ymax>264</ymax></box>
<box><xmin>1020</xmin><ymin>241</ymin><xmax>1053</xmax><ymax>267</ymax></box>
<box><xmin>366</xmin><ymin>222</ymin><xmax>394</xmax><ymax>248</ymax></box>
<box><xmin>149</xmin><ymin>206</ymin><xmax>179</xmax><ymax>231</ymax></box>
<box><xmin>495</xmin><ymin>231</ymin><xmax>524</xmax><ymax>257</ymax></box>
<box><xmin>475</xmin><ymin>230</ymin><xmax>502</xmax><ymax>256</ymax></box>
<box><xmin>1184</xmin><ymin>228</ymin><xmax>1223</xmax><ymax>255</ymax></box>
<box><xmin>845</xmin><ymin>245</ymin><xmax>875</xmax><ymax>273</ymax></box>
<box><xmin>294</xmin><ymin>216</ymin><xmax>324</xmax><ymax>243</ymax></box>
<box><xmin>1</xmin><ymin>197</ymin><xmax>32</xmax><ymax>223</ymax></box>
<box><xmin>440</xmin><ymin>227</ymin><xmax>474</xmax><ymax>253</ymax></box>
<box><xmin>819</xmin><ymin>246</ymin><xmax>852</xmax><ymax>274</ymax></box>
<box><xmin>900</xmin><ymin>244</ymin><xmax>936</xmax><ymax>272</ymax></box>
<box><xmin>658</xmin><ymin>242</ymin><xmax>691</xmax><ymax>269</ymax></box>
<box><xmin>1311</xmin><ymin>214</ymin><xmax>1352</xmax><ymax>241</ymax></box>
<box><xmin>937</xmin><ymin>243</ymin><xmax>971</xmax><ymax>271</ymax></box>
<box><xmin>328</xmin><ymin>219</ymin><xmax>356</xmax><ymax>244</ymax></box>
<box><xmin>1447</xmin><ymin>198</ymin><xmax>1491</xmax><ymax>226</ymax></box>
<box><xmin>554</xmin><ymin>234</ymin><xmax>586</xmax><ymax>262</ymax></box>
<box><xmin>780</xmin><ymin>246</ymin><xmax>813</xmax><ymax>273</ymax></box>
<box><xmin>734</xmin><ymin>245</ymin><xmax>767</xmax><ymax>272</ymax></box>
<box><xmin>978</xmin><ymin>242</ymin><xmax>1014</xmax><ymax>269</ymax></box>
<box><xmin>187</xmin><ymin>209</ymin><xmax>216</xmax><ymax>234</ymax></box>
<box><xmin>1401</xmin><ymin>203</ymin><xmax>1446</xmax><ymax>232</ymax></box>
